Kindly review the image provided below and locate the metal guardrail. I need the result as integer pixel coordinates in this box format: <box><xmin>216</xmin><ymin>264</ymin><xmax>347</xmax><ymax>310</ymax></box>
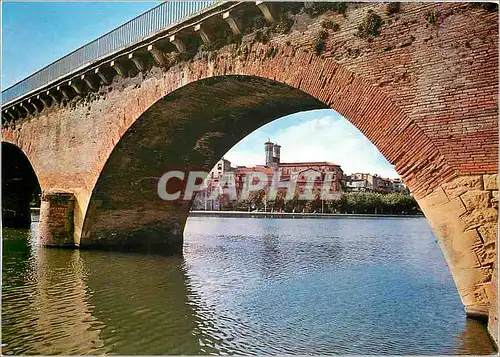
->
<box><xmin>1</xmin><ymin>1</ymin><xmax>218</xmax><ymax>105</ymax></box>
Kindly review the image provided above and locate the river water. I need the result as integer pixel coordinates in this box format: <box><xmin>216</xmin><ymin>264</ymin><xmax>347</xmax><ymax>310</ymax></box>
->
<box><xmin>1</xmin><ymin>215</ymin><xmax>495</xmax><ymax>355</ymax></box>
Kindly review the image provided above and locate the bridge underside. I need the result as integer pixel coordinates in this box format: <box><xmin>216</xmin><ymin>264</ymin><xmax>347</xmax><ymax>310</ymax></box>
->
<box><xmin>80</xmin><ymin>76</ymin><xmax>325</xmax><ymax>253</ymax></box>
<box><xmin>2</xmin><ymin>142</ymin><xmax>40</xmax><ymax>228</ymax></box>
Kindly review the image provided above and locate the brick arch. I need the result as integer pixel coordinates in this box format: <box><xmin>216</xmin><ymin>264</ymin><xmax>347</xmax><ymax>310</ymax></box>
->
<box><xmin>1</xmin><ymin>137</ymin><xmax>43</xmax><ymax>190</ymax></box>
<box><xmin>87</xmin><ymin>46</ymin><xmax>455</xmax><ymax>204</ymax></box>
<box><xmin>77</xmin><ymin>44</ymin><xmax>468</xmax><ymax>253</ymax></box>
<box><xmin>81</xmin><ymin>45</ymin><xmax>496</xmax><ymax>320</ymax></box>
<box><xmin>4</xmin><ymin>41</ymin><xmax>493</xmax><ymax>322</ymax></box>
<box><xmin>81</xmin><ymin>49</ymin><xmax>451</xmax><ymax>252</ymax></box>
<box><xmin>79</xmin><ymin>47</ymin><xmax>457</xmax><ymax>256</ymax></box>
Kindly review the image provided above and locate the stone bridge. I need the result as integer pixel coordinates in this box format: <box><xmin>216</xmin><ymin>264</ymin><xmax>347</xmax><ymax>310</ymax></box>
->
<box><xmin>1</xmin><ymin>2</ymin><xmax>498</xmax><ymax>345</ymax></box>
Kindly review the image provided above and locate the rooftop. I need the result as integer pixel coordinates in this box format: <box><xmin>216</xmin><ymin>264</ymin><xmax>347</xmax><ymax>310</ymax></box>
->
<box><xmin>279</xmin><ymin>161</ymin><xmax>340</xmax><ymax>167</ymax></box>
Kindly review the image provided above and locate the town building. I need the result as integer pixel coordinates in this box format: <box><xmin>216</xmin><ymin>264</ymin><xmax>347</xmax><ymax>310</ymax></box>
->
<box><xmin>193</xmin><ymin>141</ymin><xmax>344</xmax><ymax>210</ymax></box>
<box><xmin>193</xmin><ymin>146</ymin><xmax>408</xmax><ymax>210</ymax></box>
<box><xmin>391</xmin><ymin>178</ymin><xmax>406</xmax><ymax>193</ymax></box>
<box><xmin>209</xmin><ymin>158</ymin><xmax>232</xmax><ymax>188</ymax></box>
<box><xmin>345</xmin><ymin>178</ymin><xmax>370</xmax><ymax>192</ymax></box>
<box><xmin>344</xmin><ymin>173</ymin><xmax>407</xmax><ymax>193</ymax></box>
<box><xmin>193</xmin><ymin>141</ymin><xmax>409</xmax><ymax>210</ymax></box>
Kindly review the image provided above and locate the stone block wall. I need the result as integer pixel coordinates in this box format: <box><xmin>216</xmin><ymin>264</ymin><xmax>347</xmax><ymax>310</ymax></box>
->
<box><xmin>419</xmin><ymin>175</ymin><xmax>497</xmax><ymax>314</ymax></box>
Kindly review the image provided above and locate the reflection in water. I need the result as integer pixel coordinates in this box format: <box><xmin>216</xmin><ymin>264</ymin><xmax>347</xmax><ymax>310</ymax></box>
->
<box><xmin>2</xmin><ymin>225</ymin><xmax>105</xmax><ymax>355</ymax></box>
<box><xmin>457</xmin><ymin>319</ymin><xmax>497</xmax><ymax>354</ymax></box>
<box><xmin>2</xmin><ymin>215</ymin><xmax>496</xmax><ymax>355</ymax></box>
<box><xmin>81</xmin><ymin>251</ymin><xmax>208</xmax><ymax>355</ymax></box>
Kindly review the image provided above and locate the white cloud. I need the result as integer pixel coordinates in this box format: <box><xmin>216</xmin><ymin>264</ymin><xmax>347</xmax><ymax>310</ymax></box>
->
<box><xmin>224</xmin><ymin>111</ymin><xmax>399</xmax><ymax>179</ymax></box>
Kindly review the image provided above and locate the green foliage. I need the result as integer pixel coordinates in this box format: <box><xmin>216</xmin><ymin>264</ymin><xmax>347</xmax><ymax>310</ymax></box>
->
<box><xmin>30</xmin><ymin>187</ymin><xmax>41</xmax><ymax>207</ymax></box>
<box><xmin>328</xmin><ymin>192</ymin><xmax>420</xmax><ymax>215</ymax></box>
<box><xmin>321</xmin><ymin>19</ymin><xmax>334</xmax><ymax>29</ymax></box>
<box><xmin>314</xmin><ymin>39</ymin><xmax>326</xmax><ymax>55</ymax></box>
<box><xmin>230</xmin><ymin>33</ymin><xmax>243</xmax><ymax>46</ymax></box>
<box><xmin>178</xmin><ymin>51</ymin><xmax>196</xmax><ymax>63</ymax></box>
<box><xmin>318</xmin><ymin>29</ymin><xmax>329</xmax><ymax>40</ymax></box>
<box><xmin>400</xmin><ymin>35</ymin><xmax>415</xmax><ymax>48</ymax></box>
<box><xmin>321</xmin><ymin>19</ymin><xmax>340</xmax><ymax>32</ymax></box>
<box><xmin>254</xmin><ymin>30</ymin><xmax>270</xmax><ymax>44</ymax></box>
<box><xmin>304</xmin><ymin>190</ymin><xmax>322</xmax><ymax>213</ymax></box>
<box><xmin>284</xmin><ymin>2</ymin><xmax>304</xmax><ymax>15</ymax></box>
<box><xmin>234</xmin><ymin>190</ymin><xmax>419</xmax><ymax>215</ymax></box>
<box><xmin>305</xmin><ymin>2</ymin><xmax>347</xmax><ymax>18</ymax></box>
<box><xmin>202</xmin><ymin>30</ymin><xmax>242</xmax><ymax>52</ymax></box>
<box><xmin>346</xmin><ymin>47</ymin><xmax>360</xmax><ymax>58</ymax></box>
<box><xmin>313</xmin><ymin>30</ymin><xmax>329</xmax><ymax>55</ymax></box>
<box><xmin>266</xmin><ymin>46</ymin><xmax>278</xmax><ymax>58</ymax></box>
<box><xmin>249</xmin><ymin>189</ymin><xmax>266</xmax><ymax>209</ymax></box>
<box><xmin>386</xmin><ymin>2</ymin><xmax>401</xmax><ymax>16</ymax></box>
<box><xmin>426</xmin><ymin>11</ymin><xmax>438</xmax><ymax>26</ymax></box>
<box><xmin>285</xmin><ymin>191</ymin><xmax>305</xmax><ymax>213</ymax></box>
<box><xmin>271</xmin><ymin>15</ymin><xmax>294</xmax><ymax>35</ymax></box>
<box><xmin>357</xmin><ymin>10</ymin><xmax>383</xmax><ymax>40</ymax></box>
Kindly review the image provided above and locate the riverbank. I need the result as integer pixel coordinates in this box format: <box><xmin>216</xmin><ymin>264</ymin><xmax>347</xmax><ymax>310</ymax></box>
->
<box><xmin>29</xmin><ymin>207</ymin><xmax>423</xmax><ymax>220</ymax></box>
<box><xmin>189</xmin><ymin>210</ymin><xmax>424</xmax><ymax>219</ymax></box>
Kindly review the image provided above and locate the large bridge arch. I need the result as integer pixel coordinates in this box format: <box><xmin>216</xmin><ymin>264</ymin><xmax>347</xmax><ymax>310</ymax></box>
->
<box><xmin>79</xmin><ymin>61</ymin><xmax>493</xmax><ymax>323</ymax></box>
<box><xmin>81</xmin><ymin>67</ymin><xmax>445</xmax><ymax>244</ymax></box>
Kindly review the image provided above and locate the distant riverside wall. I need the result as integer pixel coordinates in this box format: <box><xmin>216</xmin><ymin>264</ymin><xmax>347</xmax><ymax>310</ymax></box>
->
<box><xmin>189</xmin><ymin>210</ymin><xmax>424</xmax><ymax>219</ymax></box>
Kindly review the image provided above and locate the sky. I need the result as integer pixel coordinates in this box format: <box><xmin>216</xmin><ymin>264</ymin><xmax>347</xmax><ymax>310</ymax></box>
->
<box><xmin>1</xmin><ymin>2</ymin><xmax>399</xmax><ymax>179</ymax></box>
<box><xmin>225</xmin><ymin>109</ymin><xmax>398</xmax><ymax>178</ymax></box>
<box><xmin>2</xmin><ymin>1</ymin><xmax>160</xmax><ymax>88</ymax></box>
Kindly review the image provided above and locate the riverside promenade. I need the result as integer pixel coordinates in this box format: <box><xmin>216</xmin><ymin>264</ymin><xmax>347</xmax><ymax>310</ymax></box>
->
<box><xmin>189</xmin><ymin>210</ymin><xmax>424</xmax><ymax>219</ymax></box>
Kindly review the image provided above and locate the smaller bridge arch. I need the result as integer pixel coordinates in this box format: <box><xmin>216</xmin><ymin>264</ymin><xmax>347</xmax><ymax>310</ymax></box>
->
<box><xmin>2</xmin><ymin>142</ymin><xmax>41</xmax><ymax>227</ymax></box>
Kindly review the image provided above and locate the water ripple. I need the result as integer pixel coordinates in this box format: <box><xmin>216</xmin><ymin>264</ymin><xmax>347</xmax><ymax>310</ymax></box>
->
<box><xmin>2</xmin><ymin>216</ymin><xmax>496</xmax><ymax>355</ymax></box>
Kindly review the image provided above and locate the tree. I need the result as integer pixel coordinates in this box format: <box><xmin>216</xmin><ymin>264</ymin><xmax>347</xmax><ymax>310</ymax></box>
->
<box><xmin>304</xmin><ymin>189</ymin><xmax>322</xmax><ymax>213</ymax></box>
<box><xmin>249</xmin><ymin>189</ymin><xmax>266</xmax><ymax>210</ymax></box>
<box><xmin>231</xmin><ymin>188</ymin><xmax>421</xmax><ymax>215</ymax></box>
<box><xmin>271</xmin><ymin>189</ymin><xmax>286</xmax><ymax>212</ymax></box>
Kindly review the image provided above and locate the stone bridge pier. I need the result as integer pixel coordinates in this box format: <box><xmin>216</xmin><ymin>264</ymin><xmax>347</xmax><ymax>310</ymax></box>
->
<box><xmin>1</xmin><ymin>2</ymin><xmax>498</xmax><ymax>346</ymax></box>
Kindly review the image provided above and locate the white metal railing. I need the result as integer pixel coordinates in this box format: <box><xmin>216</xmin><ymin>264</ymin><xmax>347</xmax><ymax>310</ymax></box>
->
<box><xmin>2</xmin><ymin>1</ymin><xmax>218</xmax><ymax>104</ymax></box>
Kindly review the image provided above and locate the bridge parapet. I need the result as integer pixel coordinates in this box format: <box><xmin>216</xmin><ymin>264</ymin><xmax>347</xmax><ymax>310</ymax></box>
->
<box><xmin>1</xmin><ymin>1</ymin><xmax>285</xmax><ymax>122</ymax></box>
<box><xmin>1</xmin><ymin>1</ymin><xmax>223</xmax><ymax>105</ymax></box>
